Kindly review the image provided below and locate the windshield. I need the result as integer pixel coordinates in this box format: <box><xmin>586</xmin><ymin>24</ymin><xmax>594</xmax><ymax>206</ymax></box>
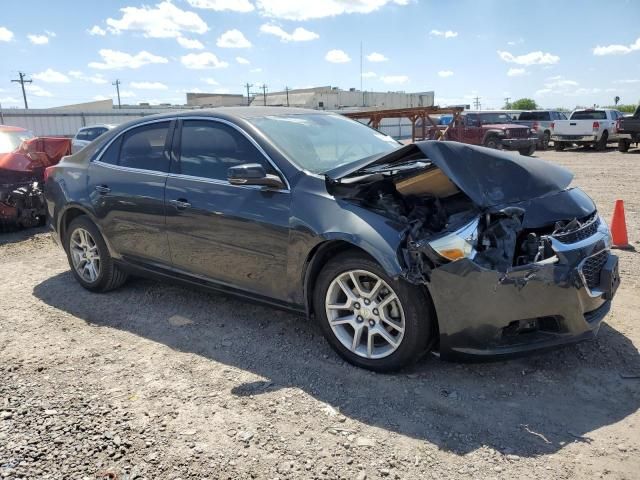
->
<box><xmin>570</xmin><ymin>110</ymin><xmax>607</xmax><ymax>120</ymax></box>
<box><xmin>0</xmin><ymin>130</ymin><xmax>35</xmax><ymax>153</ymax></box>
<box><xmin>519</xmin><ymin>111</ymin><xmax>551</xmax><ymax>121</ymax></box>
<box><xmin>248</xmin><ymin>114</ymin><xmax>400</xmax><ymax>173</ymax></box>
<box><xmin>478</xmin><ymin>113</ymin><xmax>514</xmax><ymax>124</ymax></box>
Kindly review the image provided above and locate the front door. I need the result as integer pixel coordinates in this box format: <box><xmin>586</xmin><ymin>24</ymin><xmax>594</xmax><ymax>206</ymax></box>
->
<box><xmin>164</xmin><ymin>119</ymin><xmax>291</xmax><ymax>300</ymax></box>
<box><xmin>87</xmin><ymin>120</ymin><xmax>174</xmax><ymax>266</ymax></box>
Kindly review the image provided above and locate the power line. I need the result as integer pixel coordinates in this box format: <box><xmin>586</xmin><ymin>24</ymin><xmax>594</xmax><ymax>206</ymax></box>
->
<box><xmin>112</xmin><ymin>79</ymin><xmax>122</xmax><ymax>109</ymax></box>
<box><xmin>244</xmin><ymin>82</ymin><xmax>253</xmax><ymax>106</ymax></box>
<box><xmin>11</xmin><ymin>72</ymin><xmax>32</xmax><ymax>109</ymax></box>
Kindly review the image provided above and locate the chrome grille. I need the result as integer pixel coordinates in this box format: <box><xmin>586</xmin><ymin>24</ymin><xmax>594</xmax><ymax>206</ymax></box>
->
<box><xmin>553</xmin><ymin>212</ymin><xmax>599</xmax><ymax>244</ymax></box>
<box><xmin>581</xmin><ymin>250</ymin><xmax>608</xmax><ymax>290</ymax></box>
<box><xmin>508</xmin><ymin>128</ymin><xmax>529</xmax><ymax>138</ymax></box>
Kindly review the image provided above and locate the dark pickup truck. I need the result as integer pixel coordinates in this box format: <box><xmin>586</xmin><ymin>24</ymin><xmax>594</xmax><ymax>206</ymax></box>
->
<box><xmin>618</xmin><ymin>105</ymin><xmax>640</xmax><ymax>152</ymax></box>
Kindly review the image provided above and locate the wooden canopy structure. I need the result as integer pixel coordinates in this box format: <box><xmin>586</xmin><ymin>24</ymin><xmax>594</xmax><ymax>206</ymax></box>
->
<box><xmin>342</xmin><ymin>106</ymin><xmax>464</xmax><ymax>143</ymax></box>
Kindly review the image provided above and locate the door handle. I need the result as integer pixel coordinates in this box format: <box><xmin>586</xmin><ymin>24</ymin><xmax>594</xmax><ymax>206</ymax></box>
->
<box><xmin>95</xmin><ymin>185</ymin><xmax>111</xmax><ymax>194</ymax></box>
<box><xmin>169</xmin><ymin>199</ymin><xmax>191</xmax><ymax>210</ymax></box>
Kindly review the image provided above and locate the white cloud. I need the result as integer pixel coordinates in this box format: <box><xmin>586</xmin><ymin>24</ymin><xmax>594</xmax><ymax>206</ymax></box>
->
<box><xmin>544</xmin><ymin>76</ymin><xmax>579</xmax><ymax>89</ymax></box>
<box><xmin>181</xmin><ymin>52</ymin><xmax>229</xmax><ymax>69</ymax></box>
<box><xmin>45</xmin><ymin>30</ymin><xmax>57</xmax><ymax>38</ymax></box>
<box><xmin>507</xmin><ymin>67</ymin><xmax>526</xmax><ymax>77</ymax></box>
<box><xmin>68</xmin><ymin>71</ymin><xmax>108</xmax><ymax>84</ymax></box>
<box><xmin>119</xmin><ymin>90</ymin><xmax>137</xmax><ymax>98</ymax></box>
<box><xmin>366</xmin><ymin>52</ymin><xmax>388</xmax><ymax>62</ymax></box>
<box><xmin>32</xmin><ymin>68</ymin><xmax>70</xmax><ymax>83</ymax></box>
<box><xmin>256</xmin><ymin>0</ymin><xmax>409</xmax><ymax>20</ymax></box>
<box><xmin>177</xmin><ymin>36</ymin><xmax>204</xmax><ymax>49</ymax></box>
<box><xmin>361</xmin><ymin>71</ymin><xmax>377</xmax><ymax>78</ymax></box>
<box><xmin>186</xmin><ymin>0</ymin><xmax>254</xmax><ymax>12</ymax></box>
<box><xmin>0</xmin><ymin>27</ymin><xmax>14</xmax><ymax>42</ymax></box>
<box><xmin>28</xmin><ymin>34</ymin><xmax>49</xmax><ymax>45</ymax></box>
<box><xmin>106</xmin><ymin>1</ymin><xmax>208</xmax><ymax>38</ymax></box>
<box><xmin>614</xmin><ymin>79</ymin><xmax>639</xmax><ymax>84</ymax></box>
<box><xmin>130</xmin><ymin>81</ymin><xmax>168</xmax><ymax>90</ymax></box>
<box><xmin>507</xmin><ymin>38</ymin><xmax>524</xmax><ymax>46</ymax></box>
<box><xmin>259</xmin><ymin>23</ymin><xmax>319</xmax><ymax>42</ymax></box>
<box><xmin>250</xmin><ymin>67</ymin><xmax>262</xmax><ymax>73</ymax></box>
<box><xmin>437</xmin><ymin>70</ymin><xmax>453</xmax><ymax>78</ymax></box>
<box><xmin>430</xmin><ymin>29</ymin><xmax>458</xmax><ymax>39</ymax></box>
<box><xmin>93</xmin><ymin>95</ymin><xmax>111</xmax><ymax>101</ymax></box>
<box><xmin>325</xmin><ymin>49</ymin><xmax>351</xmax><ymax>63</ymax></box>
<box><xmin>26</xmin><ymin>85</ymin><xmax>53</xmax><ymax>97</ymax></box>
<box><xmin>0</xmin><ymin>96</ymin><xmax>21</xmax><ymax>105</ymax></box>
<box><xmin>381</xmin><ymin>75</ymin><xmax>409</xmax><ymax>84</ymax></box>
<box><xmin>217</xmin><ymin>29</ymin><xmax>252</xmax><ymax>48</ymax></box>
<box><xmin>202</xmin><ymin>77</ymin><xmax>219</xmax><ymax>85</ymax></box>
<box><xmin>593</xmin><ymin>37</ymin><xmax>640</xmax><ymax>56</ymax></box>
<box><xmin>213</xmin><ymin>88</ymin><xmax>230</xmax><ymax>94</ymax></box>
<box><xmin>236</xmin><ymin>56</ymin><xmax>250</xmax><ymax>64</ymax></box>
<box><xmin>88</xmin><ymin>25</ymin><xmax>107</xmax><ymax>36</ymax></box>
<box><xmin>497</xmin><ymin>50</ymin><xmax>559</xmax><ymax>65</ymax></box>
<box><xmin>89</xmin><ymin>49</ymin><xmax>169</xmax><ymax>69</ymax></box>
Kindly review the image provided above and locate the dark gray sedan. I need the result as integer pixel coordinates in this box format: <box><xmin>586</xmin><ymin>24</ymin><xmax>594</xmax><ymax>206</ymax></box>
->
<box><xmin>44</xmin><ymin>107</ymin><xmax>619</xmax><ymax>371</ymax></box>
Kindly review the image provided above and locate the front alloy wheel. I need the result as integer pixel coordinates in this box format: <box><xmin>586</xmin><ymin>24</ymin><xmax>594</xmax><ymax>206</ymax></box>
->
<box><xmin>325</xmin><ymin>270</ymin><xmax>405</xmax><ymax>359</ymax></box>
<box><xmin>69</xmin><ymin>228</ymin><xmax>101</xmax><ymax>283</ymax></box>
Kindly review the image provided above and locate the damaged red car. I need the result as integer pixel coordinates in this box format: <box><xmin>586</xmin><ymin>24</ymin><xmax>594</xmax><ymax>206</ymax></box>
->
<box><xmin>0</xmin><ymin>125</ymin><xmax>71</xmax><ymax>229</ymax></box>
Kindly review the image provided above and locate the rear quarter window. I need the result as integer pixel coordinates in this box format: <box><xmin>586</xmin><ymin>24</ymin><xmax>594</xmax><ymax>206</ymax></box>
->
<box><xmin>519</xmin><ymin>111</ymin><xmax>551</xmax><ymax>121</ymax></box>
<box><xmin>570</xmin><ymin>111</ymin><xmax>607</xmax><ymax>120</ymax></box>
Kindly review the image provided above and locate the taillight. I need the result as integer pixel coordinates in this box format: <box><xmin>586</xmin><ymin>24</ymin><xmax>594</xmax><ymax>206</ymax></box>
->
<box><xmin>616</xmin><ymin>118</ymin><xmax>622</xmax><ymax>130</ymax></box>
<box><xmin>550</xmin><ymin>122</ymin><xmax>555</xmax><ymax>130</ymax></box>
<box><xmin>532</xmin><ymin>121</ymin><xmax>539</xmax><ymax>130</ymax></box>
<box><xmin>592</xmin><ymin>121</ymin><xmax>600</xmax><ymax>131</ymax></box>
<box><xmin>44</xmin><ymin>166</ymin><xmax>54</xmax><ymax>183</ymax></box>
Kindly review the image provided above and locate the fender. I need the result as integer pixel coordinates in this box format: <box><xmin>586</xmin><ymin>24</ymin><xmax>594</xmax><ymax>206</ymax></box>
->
<box><xmin>481</xmin><ymin>129</ymin><xmax>506</xmax><ymax>144</ymax></box>
<box><xmin>56</xmin><ymin>203</ymin><xmax>117</xmax><ymax>257</ymax></box>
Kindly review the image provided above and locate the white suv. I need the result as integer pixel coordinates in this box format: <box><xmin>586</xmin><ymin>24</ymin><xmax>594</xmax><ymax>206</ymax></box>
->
<box><xmin>71</xmin><ymin>125</ymin><xmax>116</xmax><ymax>154</ymax></box>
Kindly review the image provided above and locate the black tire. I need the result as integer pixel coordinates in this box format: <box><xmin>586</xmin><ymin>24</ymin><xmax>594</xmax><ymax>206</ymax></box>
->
<box><xmin>596</xmin><ymin>131</ymin><xmax>608</xmax><ymax>151</ymax></box>
<box><xmin>484</xmin><ymin>136</ymin><xmax>501</xmax><ymax>149</ymax></box>
<box><xmin>618</xmin><ymin>139</ymin><xmax>631</xmax><ymax>153</ymax></box>
<box><xmin>541</xmin><ymin>131</ymin><xmax>551</xmax><ymax>150</ymax></box>
<box><xmin>64</xmin><ymin>215</ymin><xmax>128</xmax><ymax>292</ymax></box>
<box><xmin>519</xmin><ymin>145</ymin><xmax>536</xmax><ymax>156</ymax></box>
<box><xmin>554</xmin><ymin>141</ymin><xmax>566</xmax><ymax>151</ymax></box>
<box><xmin>313</xmin><ymin>251</ymin><xmax>435</xmax><ymax>372</ymax></box>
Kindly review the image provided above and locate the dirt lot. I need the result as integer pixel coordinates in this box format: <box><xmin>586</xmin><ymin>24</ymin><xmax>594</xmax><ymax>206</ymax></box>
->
<box><xmin>1</xmin><ymin>147</ymin><xmax>639</xmax><ymax>480</ymax></box>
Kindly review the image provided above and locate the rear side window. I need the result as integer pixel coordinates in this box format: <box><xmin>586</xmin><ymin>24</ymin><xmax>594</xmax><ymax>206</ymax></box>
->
<box><xmin>99</xmin><ymin>136</ymin><xmax>122</xmax><ymax>165</ymax></box>
<box><xmin>119</xmin><ymin>122</ymin><xmax>171</xmax><ymax>172</ymax></box>
<box><xmin>519</xmin><ymin>111</ymin><xmax>550</xmax><ymax>121</ymax></box>
<box><xmin>570</xmin><ymin>110</ymin><xmax>607</xmax><ymax>120</ymax></box>
<box><xmin>177</xmin><ymin>120</ymin><xmax>274</xmax><ymax>181</ymax></box>
<box><xmin>75</xmin><ymin>129</ymin><xmax>89</xmax><ymax>141</ymax></box>
<box><xmin>84</xmin><ymin>127</ymin><xmax>108</xmax><ymax>141</ymax></box>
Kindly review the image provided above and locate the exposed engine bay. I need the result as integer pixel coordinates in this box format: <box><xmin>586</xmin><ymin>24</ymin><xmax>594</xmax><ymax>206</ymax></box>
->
<box><xmin>326</xmin><ymin>143</ymin><xmax>598</xmax><ymax>280</ymax></box>
<box><xmin>0</xmin><ymin>181</ymin><xmax>46</xmax><ymax>230</ymax></box>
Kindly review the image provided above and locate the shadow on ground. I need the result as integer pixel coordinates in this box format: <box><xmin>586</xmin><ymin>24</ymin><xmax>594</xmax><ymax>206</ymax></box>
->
<box><xmin>33</xmin><ymin>272</ymin><xmax>640</xmax><ymax>458</ymax></box>
<box><xmin>0</xmin><ymin>225</ymin><xmax>48</xmax><ymax>246</ymax></box>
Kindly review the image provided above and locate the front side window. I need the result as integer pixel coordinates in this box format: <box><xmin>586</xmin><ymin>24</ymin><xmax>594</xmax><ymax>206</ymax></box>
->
<box><xmin>178</xmin><ymin>120</ymin><xmax>274</xmax><ymax>181</ymax></box>
<box><xmin>248</xmin><ymin>114</ymin><xmax>399</xmax><ymax>174</ymax></box>
<box><xmin>119</xmin><ymin>122</ymin><xmax>171</xmax><ymax>172</ymax></box>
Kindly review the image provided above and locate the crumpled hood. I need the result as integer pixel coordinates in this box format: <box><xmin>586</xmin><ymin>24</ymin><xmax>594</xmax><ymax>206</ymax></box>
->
<box><xmin>326</xmin><ymin>141</ymin><xmax>574</xmax><ymax>208</ymax></box>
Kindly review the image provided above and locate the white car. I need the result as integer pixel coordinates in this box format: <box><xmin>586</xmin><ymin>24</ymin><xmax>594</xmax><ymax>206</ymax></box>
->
<box><xmin>551</xmin><ymin>109</ymin><xmax>624</xmax><ymax>151</ymax></box>
<box><xmin>71</xmin><ymin>124</ymin><xmax>116</xmax><ymax>154</ymax></box>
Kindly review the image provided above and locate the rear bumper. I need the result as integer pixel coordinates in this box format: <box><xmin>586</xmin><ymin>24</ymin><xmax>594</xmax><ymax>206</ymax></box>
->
<box><xmin>428</xmin><ymin>220</ymin><xmax>618</xmax><ymax>361</ymax></box>
<box><xmin>552</xmin><ymin>134</ymin><xmax>597</xmax><ymax>142</ymax></box>
<box><xmin>500</xmin><ymin>138</ymin><xmax>537</xmax><ymax>150</ymax></box>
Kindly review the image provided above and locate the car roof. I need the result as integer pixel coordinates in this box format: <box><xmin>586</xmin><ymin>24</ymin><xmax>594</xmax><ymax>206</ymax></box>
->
<box><xmin>0</xmin><ymin>125</ymin><xmax>29</xmax><ymax>133</ymax></box>
<box><xmin>78</xmin><ymin>124</ymin><xmax>116</xmax><ymax>130</ymax></box>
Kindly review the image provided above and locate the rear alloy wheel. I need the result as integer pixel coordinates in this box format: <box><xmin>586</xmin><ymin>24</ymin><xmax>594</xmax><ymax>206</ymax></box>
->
<box><xmin>554</xmin><ymin>141</ymin><xmax>566</xmax><ymax>151</ymax></box>
<box><xmin>595</xmin><ymin>131</ymin><xmax>609</xmax><ymax>151</ymax></box>
<box><xmin>65</xmin><ymin>216</ymin><xmax>128</xmax><ymax>292</ymax></box>
<box><xmin>618</xmin><ymin>139</ymin><xmax>630</xmax><ymax>153</ymax></box>
<box><xmin>314</xmin><ymin>252</ymin><xmax>434</xmax><ymax>372</ymax></box>
<box><xmin>542</xmin><ymin>131</ymin><xmax>551</xmax><ymax>150</ymax></box>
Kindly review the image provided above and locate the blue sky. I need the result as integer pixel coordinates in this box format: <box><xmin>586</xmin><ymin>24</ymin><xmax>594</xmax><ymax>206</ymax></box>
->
<box><xmin>1</xmin><ymin>0</ymin><xmax>639</xmax><ymax>109</ymax></box>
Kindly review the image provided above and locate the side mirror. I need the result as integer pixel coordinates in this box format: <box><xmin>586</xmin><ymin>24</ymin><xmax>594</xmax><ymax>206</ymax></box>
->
<box><xmin>227</xmin><ymin>163</ymin><xmax>285</xmax><ymax>190</ymax></box>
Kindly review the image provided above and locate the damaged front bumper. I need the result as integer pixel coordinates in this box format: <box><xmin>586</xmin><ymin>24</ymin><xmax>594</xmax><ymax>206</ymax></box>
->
<box><xmin>426</xmin><ymin>219</ymin><xmax>619</xmax><ymax>360</ymax></box>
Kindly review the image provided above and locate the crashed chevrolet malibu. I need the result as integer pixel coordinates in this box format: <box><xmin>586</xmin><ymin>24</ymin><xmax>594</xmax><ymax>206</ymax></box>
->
<box><xmin>44</xmin><ymin>108</ymin><xmax>620</xmax><ymax>371</ymax></box>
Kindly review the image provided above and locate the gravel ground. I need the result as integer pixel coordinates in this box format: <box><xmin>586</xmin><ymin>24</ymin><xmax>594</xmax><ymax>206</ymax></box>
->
<box><xmin>1</xmin><ymin>147</ymin><xmax>639</xmax><ymax>480</ymax></box>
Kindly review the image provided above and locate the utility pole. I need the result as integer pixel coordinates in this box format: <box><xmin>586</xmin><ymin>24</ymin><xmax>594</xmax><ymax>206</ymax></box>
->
<box><xmin>504</xmin><ymin>96</ymin><xmax>511</xmax><ymax>108</ymax></box>
<box><xmin>360</xmin><ymin>41</ymin><xmax>364</xmax><ymax>106</ymax></box>
<box><xmin>244</xmin><ymin>82</ymin><xmax>253</xmax><ymax>106</ymax></box>
<box><xmin>473</xmin><ymin>96</ymin><xmax>481</xmax><ymax>110</ymax></box>
<box><xmin>112</xmin><ymin>79</ymin><xmax>121</xmax><ymax>109</ymax></box>
<box><xmin>284</xmin><ymin>86</ymin><xmax>290</xmax><ymax>107</ymax></box>
<box><xmin>11</xmin><ymin>72</ymin><xmax>32</xmax><ymax>109</ymax></box>
<box><xmin>260</xmin><ymin>84</ymin><xmax>267</xmax><ymax>106</ymax></box>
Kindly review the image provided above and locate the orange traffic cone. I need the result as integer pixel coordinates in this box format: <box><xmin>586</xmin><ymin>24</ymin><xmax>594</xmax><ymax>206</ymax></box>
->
<box><xmin>610</xmin><ymin>200</ymin><xmax>630</xmax><ymax>249</ymax></box>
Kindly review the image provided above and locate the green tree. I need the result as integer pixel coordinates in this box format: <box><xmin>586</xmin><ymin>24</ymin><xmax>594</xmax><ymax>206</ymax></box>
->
<box><xmin>508</xmin><ymin>98</ymin><xmax>538</xmax><ymax>110</ymax></box>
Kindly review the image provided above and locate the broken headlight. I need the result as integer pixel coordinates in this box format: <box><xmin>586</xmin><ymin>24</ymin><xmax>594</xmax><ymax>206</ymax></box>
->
<box><xmin>428</xmin><ymin>218</ymin><xmax>479</xmax><ymax>261</ymax></box>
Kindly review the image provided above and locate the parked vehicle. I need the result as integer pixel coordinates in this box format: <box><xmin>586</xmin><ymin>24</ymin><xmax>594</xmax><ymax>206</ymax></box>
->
<box><xmin>617</xmin><ymin>105</ymin><xmax>640</xmax><ymax>152</ymax></box>
<box><xmin>45</xmin><ymin>108</ymin><xmax>618</xmax><ymax>371</ymax></box>
<box><xmin>512</xmin><ymin>110</ymin><xmax>568</xmax><ymax>150</ymax></box>
<box><xmin>0</xmin><ymin>125</ymin><xmax>71</xmax><ymax>229</ymax></box>
<box><xmin>436</xmin><ymin>111</ymin><xmax>538</xmax><ymax>155</ymax></box>
<box><xmin>72</xmin><ymin>124</ymin><xmax>116</xmax><ymax>154</ymax></box>
<box><xmin>551</xmin><ymin>109</ymin><xmax>624</xmax><ymax>151</ymax></box>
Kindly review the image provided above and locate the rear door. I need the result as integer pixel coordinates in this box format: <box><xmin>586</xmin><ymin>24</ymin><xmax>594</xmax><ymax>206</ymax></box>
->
<box><xmin>164</xmin><ymin>118</ymin><xmax>291</xmax><ymax>300</ymax></box>
<box><xmin>87</xmin><ymin>119</ymin><xmax>174</xmax><ymax>266</ymax></box>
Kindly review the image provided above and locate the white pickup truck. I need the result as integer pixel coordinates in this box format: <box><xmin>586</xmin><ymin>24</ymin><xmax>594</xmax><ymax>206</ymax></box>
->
<box><xmin>551</xmin><ymin>108</ymin><xmax>625</xmax><ymax>151</ymax></box>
